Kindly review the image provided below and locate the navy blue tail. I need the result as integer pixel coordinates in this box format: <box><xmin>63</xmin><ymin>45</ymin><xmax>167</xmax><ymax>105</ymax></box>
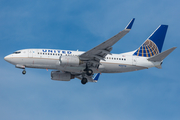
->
<box><xmin>133</xmin><ymin>25</ymin><xmax>168</xmax><ymax>57</ymax></box>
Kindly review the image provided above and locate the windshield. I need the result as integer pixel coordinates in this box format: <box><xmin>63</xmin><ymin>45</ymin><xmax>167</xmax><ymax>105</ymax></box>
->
<box><xmin>13</xmin><ymin>51</ymin><xmax>21</xmax><ymax>54</ymax></box>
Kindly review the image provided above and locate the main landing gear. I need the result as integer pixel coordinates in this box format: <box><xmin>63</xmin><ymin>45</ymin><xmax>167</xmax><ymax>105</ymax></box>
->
<box><xmin>84</xmin><ymin>64</ymin><xmax>93</xmax><ymax>76</ymax></box>
<box><xmin>22</xmin><ymin>69</ymin><xmax>26</xmax><ymax>75</ymax></box>
<box><xmin>81</xmin><ymin>64</ymin><xmax>93</xmax><ymax>85</ymax></box>
<box><xmin>81</xmin><ymin>78</ymin><xmax>88</xmax><ymax>85</ymax></box>
<box><xmin>86</xmin><ymin>69</ymin><xmax>93</xmax><ymax>76</ymax></box>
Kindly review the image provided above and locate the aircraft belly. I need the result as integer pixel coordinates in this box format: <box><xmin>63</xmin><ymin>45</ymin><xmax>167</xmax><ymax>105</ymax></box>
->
<box><xmin>100</xmin><ymin>62</ymin><xmax>146</xmax><ymax>73</ymax></box>
<box><xmin>11</xmin><ymin>57</ymin><xmax>146</xmax><ymax>74</ymax></box>
<box><xmin>22</xmin><ymin>58</ymin><xmax>85</xmax><ymax>73</ymax></box>
<box><xmin>56</xmin><ymin>66</ymin><xmax>84</xmax><ymax>73</ymax></box>
<box><xmin>19</xmin><ymin>58</ymin><xmax>59</xmax><ymax>69</ymax></box>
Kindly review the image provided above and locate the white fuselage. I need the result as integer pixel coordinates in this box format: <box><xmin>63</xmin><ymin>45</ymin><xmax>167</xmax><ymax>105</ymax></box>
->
<box><xmin>4</xmin><ymin>49</ymin><xmax>161</xmax><ymax>74</ymax></box>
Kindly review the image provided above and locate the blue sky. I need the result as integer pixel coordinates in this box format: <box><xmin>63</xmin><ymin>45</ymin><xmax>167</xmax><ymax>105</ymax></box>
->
<box><xmin>0</xmin><ymin>0</ymin><xmax>180</xmax><ymax>120</ymax></box>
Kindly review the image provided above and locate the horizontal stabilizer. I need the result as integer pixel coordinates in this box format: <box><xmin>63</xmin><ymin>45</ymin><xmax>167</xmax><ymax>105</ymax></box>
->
<box><xmin>155</xmin><ymin>65</ymin><xmax>162</xmax><ymax>69</ymax></box>
<box><xmin>148</xmin><ymin>47</ymin><xmax>177</xmax><ymax>61</ymax></box>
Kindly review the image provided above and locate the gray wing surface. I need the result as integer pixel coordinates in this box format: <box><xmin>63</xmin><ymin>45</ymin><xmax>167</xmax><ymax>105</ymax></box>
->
<box><xmin>79</xmin><ymin>18</ymin><xmax>135</xmax><ymax>66</ymax></box>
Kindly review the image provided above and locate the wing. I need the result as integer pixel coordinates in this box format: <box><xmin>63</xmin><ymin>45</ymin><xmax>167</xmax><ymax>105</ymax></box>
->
<box><xmin>79</xmin><ymin>18</ymin><xmax>135</xmax><ymax>67</ymax></box>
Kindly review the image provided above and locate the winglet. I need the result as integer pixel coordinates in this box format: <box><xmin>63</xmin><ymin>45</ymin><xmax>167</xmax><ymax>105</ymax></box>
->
<box><xmin>93</xmin><ymin>73</ymin><xmax>101</xmax><ymax>82</ymax></box>
<box><xmin>125</xmin><ymin>18</ymin><xmax>135</xmax><ymax>30</ymax></box>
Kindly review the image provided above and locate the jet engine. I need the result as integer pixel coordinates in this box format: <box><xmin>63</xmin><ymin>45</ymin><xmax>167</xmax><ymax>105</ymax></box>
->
<box><xmin>51</xmin><ymin>71</ymin><xmax>75</xmax><ymax>81</ymax></box>
<box><xmin>59</xmin><ymin>56</ymin><xmax>83</xmax><ymax>67</ymax></box>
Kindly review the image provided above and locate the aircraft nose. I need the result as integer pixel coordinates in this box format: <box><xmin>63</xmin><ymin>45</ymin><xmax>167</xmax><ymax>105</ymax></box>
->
<box><xmin>4</xmin><ymin>56</ymin><xmax>8</xmax><ymax>61</ymax></box>
<box><xmin>4</xmin><ymin>55</ymin><xmax>11</xmax><ymax>62</ymax></box>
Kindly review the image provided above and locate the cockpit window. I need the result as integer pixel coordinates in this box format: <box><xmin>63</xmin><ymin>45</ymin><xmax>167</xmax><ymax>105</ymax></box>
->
<box><xmin>13</xmin><ymin>51</ymin><xmax>21</xmax><ymax>54</ymax></box>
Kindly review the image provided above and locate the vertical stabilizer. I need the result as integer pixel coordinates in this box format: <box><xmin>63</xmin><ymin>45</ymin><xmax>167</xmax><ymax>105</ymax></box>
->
<box><xmin>133</xmin><ymin>25</ymin><xmax>168</xmax><ymax>57</ymax></box>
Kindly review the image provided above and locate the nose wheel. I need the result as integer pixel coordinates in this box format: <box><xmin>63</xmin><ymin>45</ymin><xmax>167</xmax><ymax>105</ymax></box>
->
<box><xmin>22</xmin><ymin>69</ymin><xmax>26</xmax><ymax>75</ymax></box>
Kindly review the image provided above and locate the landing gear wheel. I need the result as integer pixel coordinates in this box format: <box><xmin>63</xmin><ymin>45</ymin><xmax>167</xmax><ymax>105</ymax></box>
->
<box><xmin>81</xmin><ymin>78</ymin><xmax>87</xmax><ymax>85</ymax></box>
<box><xmin>84</xmin><ymin>64</ymin><xmax>93</xmax><ymax>76</ymax></box>
<box><xmin>22</xmin><ymin>70</ymin><xmax>26</xmax><ymax>75</ymax></box>
<box><xmin>86</xmin><ymin>69</ymin><xmax>93</xmax><ymax>76</ymax></box>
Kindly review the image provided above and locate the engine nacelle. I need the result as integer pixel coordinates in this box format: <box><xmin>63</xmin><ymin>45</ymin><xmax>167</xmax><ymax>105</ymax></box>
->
<box><xmin>51</xmin><ymin>71</ymin><xmax>75</xmax><ymax>81</ymax></box>
<box><xmin>59</xmin><ymin>56</ymin><xmax>83</xmax><ymax>67</ymax></box>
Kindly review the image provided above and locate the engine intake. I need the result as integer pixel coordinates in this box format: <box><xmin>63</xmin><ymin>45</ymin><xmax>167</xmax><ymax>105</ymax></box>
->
<box><xmin>51</xmin><ymin>71</ymin><xmax>75</xmax><ymax>81</ymax></box>
<box><xmin>59</xmin><ymin>56</ymin><xmax>83</xmax><ymax>66</ymax></box>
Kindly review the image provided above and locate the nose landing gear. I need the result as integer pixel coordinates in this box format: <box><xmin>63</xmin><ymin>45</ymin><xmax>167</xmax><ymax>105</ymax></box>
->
<box><xmin>15</xmin><ymin>65</ymin><xmax>26</xmax><ymax>75</ymax></box>
<box><xmin>22</xmin><ymin>69</ymin><xmax>26</xmax><ymax>75</ymax></box>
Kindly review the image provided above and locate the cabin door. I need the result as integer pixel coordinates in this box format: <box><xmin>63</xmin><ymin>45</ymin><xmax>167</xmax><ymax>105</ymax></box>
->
<box><xmin>28</xmin><ymin>50</ymin><xmax>33</xmax><ymax>57</ymax></box>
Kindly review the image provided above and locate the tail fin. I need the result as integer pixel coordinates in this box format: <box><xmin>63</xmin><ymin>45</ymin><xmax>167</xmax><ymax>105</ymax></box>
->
<box><xmin>133</xmin><ymin>25</ymin><xmax>168</xmax><ymax>57</ymax></box>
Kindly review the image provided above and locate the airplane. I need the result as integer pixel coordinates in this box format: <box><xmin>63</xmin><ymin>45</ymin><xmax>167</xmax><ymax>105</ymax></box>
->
<box><xmin>4</xmin><ymin>18</ymin><xmax>177</xmax><ymax>84</ymax></box>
